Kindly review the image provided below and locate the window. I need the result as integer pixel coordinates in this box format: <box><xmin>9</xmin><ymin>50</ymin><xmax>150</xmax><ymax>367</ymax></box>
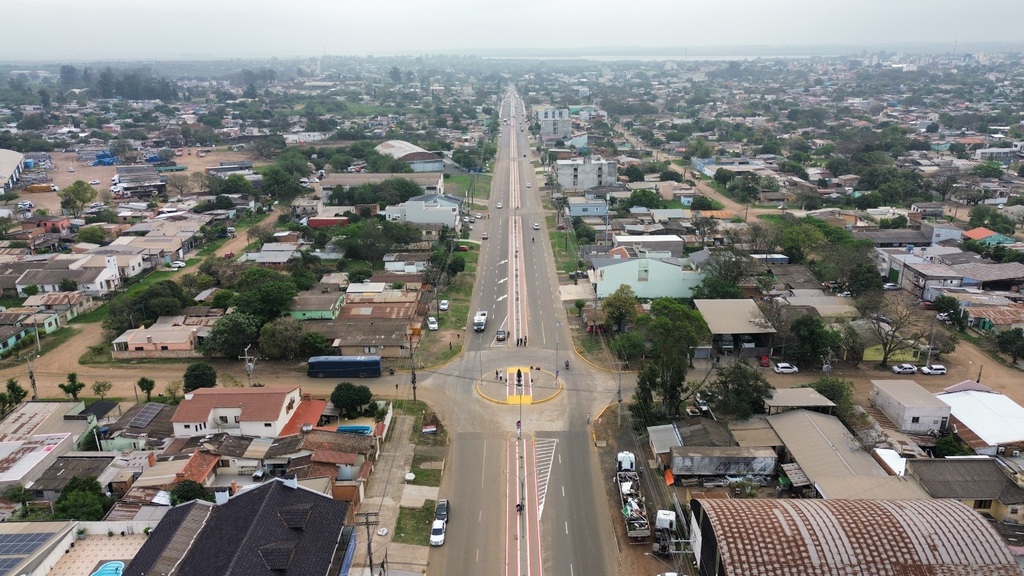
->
<box><xmin>973</xmin><ymin>500</ymin><xmax>993</xmax><ymax>510</ymax></box>
<box><xmin>911</xmin><ymin>417</ymin><xmax>920</xmax><ymax>423</ymax></box>
<box><xmin>234</xmin><ymin>416</ymin><xmax>240</xmax><ymax>424</ymax></box>
<box><xmin>184</xmin><ymin>424</ymin><xmax>191</xmax><ymax>429</ymax></box>
<box><xmin>219</xmin><ymin>459</ymin><xmax>230</xmax><ymax>468</ymax></box>
<box><xmin>160</xmin><ymin>346</ymin><xmax>169</xmax><ymax>351</ymax></box>
<box><xmin>264</xmin><ymin>423</ymin><xmax>272</xmax><ymax>427</ymax></box>
<box><xmin>363</xmin><ymin>346</ymin><xmax>378</xmax><ymax>354</ymax></box>
<box><xmin>219</xmin><ymin>416</ymin><xmax>228</xmax><ymax>424</ymax></box>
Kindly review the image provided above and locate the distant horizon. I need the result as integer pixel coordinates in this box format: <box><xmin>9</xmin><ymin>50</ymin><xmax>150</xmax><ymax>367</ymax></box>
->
<box><xmin>2</xmin><ymin>41</ymin><xmax>1022</xmax><ymax>67</ymax></box>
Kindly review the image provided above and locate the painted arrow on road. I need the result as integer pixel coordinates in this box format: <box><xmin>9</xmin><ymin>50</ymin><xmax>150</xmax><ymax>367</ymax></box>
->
<box><xmin>497</xmin><ymin>295</ymin><xmax>508</xmax><ymax>302</ymax></box>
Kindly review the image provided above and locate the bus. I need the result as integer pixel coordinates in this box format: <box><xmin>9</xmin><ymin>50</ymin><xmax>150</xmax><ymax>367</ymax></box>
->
<box><xmin>307</xmin><ymin>355</ymin><xmax>382</xmax><ymax>378</ymax></box>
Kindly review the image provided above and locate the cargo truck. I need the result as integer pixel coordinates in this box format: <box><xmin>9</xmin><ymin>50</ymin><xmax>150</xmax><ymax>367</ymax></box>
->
<box><xmin>615</xmin><ymin>451</ymin><xmax>650</xmax><ymax>541</ymax></box>
<box><xmin>472</xmin><ymin>311</ymin><xmax>488</xmax><ymax>332</ymax></box>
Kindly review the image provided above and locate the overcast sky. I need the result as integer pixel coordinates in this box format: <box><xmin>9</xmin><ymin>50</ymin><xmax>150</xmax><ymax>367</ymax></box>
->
<box><xmin>6</xmin><ymin>0</ymin><xmax>1023</xmax><ymax>62</ymax></box>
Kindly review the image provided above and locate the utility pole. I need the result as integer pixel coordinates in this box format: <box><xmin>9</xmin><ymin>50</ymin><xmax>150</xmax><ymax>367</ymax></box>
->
<box><xmin>410</xmin><ymin>334</ymin><xmax>418</xmax><ymax>402</ymax></box>
<box><xmin>238</xmin><ymin>344</ymin><xmax>256</xmax><ymax>387</ymax></box>
<box><xmin>20</xmin><ymin>355</ymin><xmax>38</xmax><ymax>401</ymax></box>
<box><xmin>354</xmin><ymin>512</ymin><xmax>380</xmax><ymax>574</ymax></box>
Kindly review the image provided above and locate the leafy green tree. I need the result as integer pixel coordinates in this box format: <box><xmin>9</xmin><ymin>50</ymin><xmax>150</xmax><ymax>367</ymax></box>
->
<box><xmin>52</xmin><ymin>477</ymin><xmax>112</xmax><ymax>521</ymax></box>
<box><xmin>5</xmin><ymin>379</ymin><xmax>27</xmax><ymax>405</ymax></box>
<box><xmin>934</xmin><ymin>435</ymin><xmax>973</xmax><ymax>457</ymax></box>
<box><xmin>58</xmin><ymin>181</ymin><xmax>98</xmax><ymax>218</ymax></box>
<box><xmin>611</xmin><ymin>332</ymin><xmax>645</xmax><ymax>361</ymax></box>
<box><xmin>330</xmin><ymin>382</ymin><xmax>373</xmax><ymax>417</ymax></box>
<box><xmin>970</xmin><ymin>161</ymin><xmax>1004</xmax><ymax>178</ymax></box>
<box><xmin>996</xmin><ymin>328</ymin><xmax>1024</xmax><ymax>363</ymax></box>
<box><xmin>137</xmin><ymin>377</ymin><xmax>155</xmax><ymax>401</ymax></box>
<box><xmin>58</xmin><ymin>372</ymin><xmax>85</xmax><ymax>400</ymax></box>
<box><xmin>202</xmin><ymin>313</ymin><xmax>262</xmax><ymax>357</ymax></box>
<box><xmin>76</xmin><ymin>226</ymin><xmax>106</xmax><ymax>244</ymax></box>
<box><xmin>846</xmin><ymin>262</ymin><xmax>884</xmax><ymax>297</ymax></box>
<box><xmin>170</xmin><ymin>480</ymin><xmax>214</xmax><ymax>505</ymax></box>
<box><xmin>635</xmin><ymin>299</ymin><xmax>710</xmax><ymax>417</ymax></box>
<box><xmin>878</xmin><ymin>215</ymin><xmax>908</xmax><ymax>229</ymax></box>
<box><xmin>91</xmin><ymin>380</ymin><xmax>112</xmax><ymax>399</ymax></box>
<box><xmin>183</xmin><ymin>363</ymin><xmax>217</xmax><ymax>392</ymax></box>
<box><xmin>259</xmin><ymin>317</ymin><xmax>305</xmax><ymax>360</ymax></box>
<box><xmin>713</xmin><ymin>168</ymin><xmax>735</xmax><ymax>187</ymax></box>
<box><xmin>602</xmin><ymin>285</ymin><xmax>638</xmax><ymax>333</ymax></box>
<box><xmin>623</xmin><ymin>165</ymin><xmax>645</xmax><ymax>183</ymax></box>
<box><xmin>691</xmin><ymin>275</ymin><xmax>743</xmax><ymax>300</ymax></box>
<box><xmin>788</xmin><ymin>315</ymin><xmax>842</xmax><ymax>366</ymax></box>
<box><xmin>574</xmin><ymin>299</ymin><xmax>586</xmax><ymax>317</ymax></box>
<box><xmin>690</xmin><ymin>195</ymin><xmax>715</xmax><ymax>211</ymax></box>
<box><xmin>660</xmin><ymin>170</ymin><xmax>682</xmax><ymax>183</ymax></box>
<box><xmin>708</xmin><ymin>361</ymin><xmax>773</xmax><ymax>420</ymax></box>
<box><xmin>629</xmin><ymin>364</ymin><xmax>658</xmax><ymax>426</ymax></box>
<box><xmin>803</xmin><ymin>377</ymin><xmax>857</xmax><ymax>423</ymax></box>
<box><xmin>781</xmin><ymin>223</ymin><xmax>826</xmax><ymax>263</ymax></box>
<box><xmin>300</xmin><ymin>331</ymin><xmax>332</xmax><ymax>357</ymax></box>
<box><xmin>625</xmin><ymin>188</ymin><xmax>662</xmax><ymax>209</ymax></box>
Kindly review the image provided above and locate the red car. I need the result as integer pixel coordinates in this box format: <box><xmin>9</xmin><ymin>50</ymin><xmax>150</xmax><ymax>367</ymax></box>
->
<box><xmin>223</xmin><ymin>252</ymin><xmax>235</xmax><ymax>259</ymax></box>
<box><xmin>758</xmin><ymin>355</ymin><xmax>770</xmax><ymax>367</ymax></box>
<box><xmin>454</xmin><ymin>245</ymin><xmax>469</xmax><ymax>252</ymax></box>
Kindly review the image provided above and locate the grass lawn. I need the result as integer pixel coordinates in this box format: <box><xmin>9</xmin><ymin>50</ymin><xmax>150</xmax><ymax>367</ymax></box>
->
<box><xmin>547</xmin><ymin>215</ymin><xmax>580</xmax><ymax>273</ymax></box>
<box><xmin>393</xmin><ymin>500</ymin><xmax>436</xmax><ymax>546</ymax></box>
<box><xmin>70</xmin><ymin>303</ymin><xmax>109</xmax><ymax>324</ymax></box>
<box><xmin>445</xmin><ymin>173</ymin><xmax>492</xmax><ymax>200</ymax></box>
<box><xmin>407</xmin><ymin>452</ymin><xmax>442</xmax><ymax>487</ymax></box>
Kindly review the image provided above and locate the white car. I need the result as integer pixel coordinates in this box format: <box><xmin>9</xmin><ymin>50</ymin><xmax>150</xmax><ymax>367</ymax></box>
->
<box><xmin>533</xmin><ymin>223</ymin><xmax>540</xmax><ymax>230</ymax></box>
<box><xmin>883</xmin><ymin>283</ymin><xmax>900</xmax><ymax>291</ymax></box>
<box><xmin>438</xmin><ymin>300</ymin><xmax>449</xmax><ymax>311</ymax></box>
<box><xmin>88</xmin><ymin>179</ymin><xmax>101</xmax><ymax>185</ymax></box>
<box><xmin>526</xmin><ymin>183</ymin><xmax>532</xmax><ymax>188</ymax></box>
<box><xmin>475</xmin><ymin>213</ymin><xmax>482</xmax><ymax>219</ymax></box>
<box><xmin>496</xmin><ymin>202</ymin><xmax>502</xmax><ymax>209</ymax></box>
<box><xmin>429</xmin><ymin>519</ymin><xmax>446</xmax><ymax>546</ymax></box>
<box><xmin>920</xmin><ymin>364</ymin><xmax>947</xmax><ymax>375</ymax></box>
<box><xmin>427</xmin><ymin>317</ymin><xmax>439</xmax><ymax>331</ymax></box>
<box><xmin>773</xmin><ymin>362</ymin><xmax>798</xmax><ymax>374</ymax></box>
<box><xmin>169</xmin><ymin>260</ymin><xmax>186</xmax><ymax>269</ymax></box>
<box><xmin>891</xmin><ymin>363</ymin><xmax>917</xmax><ymax>374</ymax></box>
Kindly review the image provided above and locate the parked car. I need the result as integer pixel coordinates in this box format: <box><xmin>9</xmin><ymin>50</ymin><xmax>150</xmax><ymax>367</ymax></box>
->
<box><xmin>88</xmin><ymin>179</ymin><xmax>101</xmax><ymax>185</ymax></box>
<box><xmin>773</xmin><ymin>362</ymin><xmax>798</xmax><ymax>374</ymax></box>
<box><xmin>496</xmin><ymin>329</ymin><xmax>507</xmax><ymax>341</ymax></box>
<box><xmin>883</xmin><ymin>283</ymin><xmax>900</xmax><ymax>291</ymax></box>
<box><xmin>223</xmin><ymin>252</ymin><xmax>234</xmax><ymax>259</ymax></box>
<box><xmin>936</xmin><ymin>312</ymin><xmax>951</xmax><ymax>322</ymax></box>
<box><xmin>426</xmin><ymin>317</ymin><xmax>439</xmax><ymax>331</ymax></box>
<box><xmin>475</xmin><ymin>213</ymin><xmax>482</xmax><ymax>219</ymax></box>
<box><xmin>429</xmin><ymin>519</ymin><xmax>446</xmax><ymax>546</ymax></box>
<box><xmin>438</xmin><ymin>300</ymin><xmax>449</xmax><ymax>311</ymax></box>
<box><xmin>758</xmin><ymin>355</ymin><xmax>771</xmax><ymax>367</ymax></box>
<box><xmin>169</xmin><ymin>260</ymin><xmax>186</xmax><ymax>269</ymax></box>
<box><xmin>556</xmin><ymin>224</ymin><xmax>566</xmax><ymax>230</ymax></box>
<box><xmin>434</xmin><ymin>499</ymin><xmax>450</xmax><ymax>522</ymax></box>
<box><xmin>920</xmin><ymin>364</ymin><xmax>947</xmax><ymax>375</ymax></box>
<box><xmin>891</xmin><ymin>363</ymin><xmax>917</xmax><ymax>374</ymax></box>
<box><xmin>454</xmin><ymin>245</ymin><xmax>469</xmax><ymax>252</ymax></box>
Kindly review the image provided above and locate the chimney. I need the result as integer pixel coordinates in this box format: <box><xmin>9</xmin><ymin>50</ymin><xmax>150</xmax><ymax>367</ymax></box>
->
<box><xmin>214</xmin><ymin>487</ymin><xmax>229</xmax><ymax>505</ymax></box>
<box><xmin>174</xmin><ymin>472</ymin><xmax>185</xmax><ymax>481</ymax></box>
<box><xmin>282</xmin><ymin>474</ymin><xmax>298</xmax><ymax>489</ymax></box>
<box><xmin>146</xmin><ymin>335</ymin><xmax>153</xmax><ymax>344</ymax></box>
<box><xmin>302</xmin><ymin>393</ymin><xmax>312</xmax><ymax>401</ymax></box>
<box><xmin>147</xmin><ymin>452</ymin><xmax>156</xmax><ymax>467</ymax></box>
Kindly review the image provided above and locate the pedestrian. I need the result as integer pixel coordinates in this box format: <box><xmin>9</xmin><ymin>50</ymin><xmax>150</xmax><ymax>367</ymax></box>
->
<box><xmin>524</xmin><ymin>335</ymin><xmax>527</xmax><ymax>346</ymax></box>
<box><xmin>449</xmin><ymin>341</ymin><xmax>452</xmax><ymax>350</ymax></box>
<box><xmin>496</xmin><ymin>369</ymin><xmax>499</xmax><ymax>379</ymax></box>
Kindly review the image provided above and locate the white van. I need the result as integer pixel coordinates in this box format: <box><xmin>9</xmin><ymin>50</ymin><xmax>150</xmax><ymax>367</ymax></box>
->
<box><xmin>226</xmin><ymin>227</ymin><xmax>236</xmax><ymax>234</ymax></box>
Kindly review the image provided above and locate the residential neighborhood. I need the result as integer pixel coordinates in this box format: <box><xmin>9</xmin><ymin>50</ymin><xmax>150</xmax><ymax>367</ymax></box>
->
<box><xmin>3</xmin><ymin>15</ymin><xmax>1024</xmax><ymax>575</ymax></box>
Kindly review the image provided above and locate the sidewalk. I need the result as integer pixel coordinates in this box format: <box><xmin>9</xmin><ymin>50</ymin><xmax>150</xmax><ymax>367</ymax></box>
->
<box><xmin>356</xmin><ymin>413</ymin><xmax>433</xmax><ymax>576</ymax></box>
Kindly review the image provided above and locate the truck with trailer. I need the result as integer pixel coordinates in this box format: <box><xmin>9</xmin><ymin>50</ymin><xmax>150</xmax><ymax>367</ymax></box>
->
<box><xmin>472</xmin><ymin>311</ymin><xmax>488</xmax><ymax>332</ymax></box>
<box><xmin>651</xmin><ymin>509</ymin><xmax>684</xmax><ymax>557</ymax></box>
<box><xmin>614</xmin><ymin>451</ymin><xmax>651</xmax><ymax>541</ymax></box>
<box><xmin>23</xmin><ymin>184</ymin><xmax>58</xmax><ymax>193</ymax></box>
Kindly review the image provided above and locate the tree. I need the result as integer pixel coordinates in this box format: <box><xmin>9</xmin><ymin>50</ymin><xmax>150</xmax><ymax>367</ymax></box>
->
<box><xmin>625</xmin><ymin>188</ymin><xmax>662</xmax><ymax>209</ymax></box>
<box><xmin>635</xmin><ymin>298</ymin><xmax>710</xmax><ymax>417</ymax></box>
<box><xmin>713</xmin><ymin>168</ymin><xmax>736</xmax><ymax>187</ymax></box>
<box><xmin>691</xmin><ymin>216</ymin><xmax>718</xmax><ymax>247</ymax></box>
<box><xmin>259</xmin><ymin>317</ymin><xmax>306</xmax><ymax>360</ymax></box>
<box><xmin>165</xmin><ymin>379</ymin><xmax>182</xmax><ymax>403</ymax></box>
<box><xmin>574</xmin><ymin>299</ymin><xmax>586</xmax><ymax>317</ymax></box>
<box><xmin>5</xmin><ymin>379</ymin><xmax>27</xmax><ymax>405</ymax></box>
<box><xmin>137</xmin><ymin>377</ymin><xmax>155</xmax><ymax>401</ymax></box>
<box><xmin>788</xmin><ymin>314</ymin><xmax>842</xmax><ymax>366</ymax></box>
<box><xmin>183</xmin><ymin>363</ymin><xmax>217</xmax><ymax>392</ymax></box>
<box><xmin>76</xmin><ymin>226</ymin><xmax>106</xmax><ymax>244</ymax></box>
<box><xmin>330</xmin><ymin>382</ymin><xmax>373</xmax><ymax>417</ymax></box>
<box><xmin>623</xmin><ymin>165</ymin><xmax>645</xmax><ymax>183</ymax></box>
<box><xmin>602</xmin><ymin>285</ymin><xmax>638</xmax><ymax>333</ymax></box>
<box><xmin>164</xmin><ymin>174</ymin><xmax>193</xmax><ymax>197</ymax></box>
<box><xmin>58</xmin><ymin>181</ymin><xmax>98</xmax><ymax>217</ymax></box>
<box><xmin>91</xmin><ymin>380</ymin><xmax>112</xmax><ymax>399</ymax></box>
<box><xmin>878</xmin><ymin>214</ymin><xmax>908</xmax><ymax>229</ymax></box>
<box><xmin>803</xmin><ymin>377</ymin><xmax>857</xmax><ymax>423</ymax></box>
<box><xmin>660</xmin><ymin>170</ymin><xmax>682</xmax><ymax>183</ymax></box>
<box><xmin>201</xmin><ymin>312</ymin><xmax>262</xmax><ymax>357</ymax></box>
<box><xmin>691</xmin><ymin>275</ymin><xmax>743</xmax><ymax>300</ymax></box>
<box><xmin>171</xmin><ymin>480</ymin><xmax>214</xmax><ymax>505</ymax></box>
<box><xmin>925</xmin><ymin>122</ymin><xmax>940</xmax><ymax>134</ymax></box>
<box><xmin>859</xmin><ymin>293</ymin><xmax>926</xmax><ymax>367</ymax></box>
<box><xmin>58</xmin><ymin>372</ymin><xmax>85</xmax><ymax>400</ymax></box>
<box><xmin>934</xmin><ymin>434</ymin><xmax>974</xmax><ymax>457</ymax></box>
<box><xmin>996</xmin><ymin>328</ymin><xmax>1024</xmax><ymax>363</ymax></box>
<box><xmin>708</xmin><ymin>361</ymin><xmax>773</xmax><ymax>419</ymax></box>
<box><xmin>52</xmin><ymin>476</ymin><xmax>112</xmax><ymax>521</ymax></box>
<box><xmin>690</xmin><ymin>195</ymin><xmax>715</xmax><ymax>211</ymax></box>
<box><xmin>780</xmin><ymin>222</ymin><xmax>826</xmax><ymax>263</ymax></box>
<box><xmin>970</xmin><ymin>161</ymin><xmax>1004</xmax><ymax>179</ymax></box>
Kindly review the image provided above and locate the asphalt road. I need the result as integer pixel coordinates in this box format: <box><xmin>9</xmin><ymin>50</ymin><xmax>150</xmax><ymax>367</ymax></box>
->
<box><xmin>426</xmin><ymin>89</ymin><xmax>618</xmax><ymax>576</ymax></box>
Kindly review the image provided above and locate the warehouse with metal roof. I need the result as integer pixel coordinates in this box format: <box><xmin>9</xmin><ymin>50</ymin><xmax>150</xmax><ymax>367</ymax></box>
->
<box><xmin>690</xmin><ymin>498</ymin><xmax>1023</xmax><ymax>576</ymax></box>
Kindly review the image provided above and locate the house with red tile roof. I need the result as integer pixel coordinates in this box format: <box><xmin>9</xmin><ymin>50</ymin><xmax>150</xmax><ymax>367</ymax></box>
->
<box><xmin>962</xmin><ymin>227</ymin><xmax>996</xmax><ymax>241</ymax></box>
<box><xmin>170</xmin><ymin>386</ymin><xmax>304</xmax><ymax>438</ymax></box>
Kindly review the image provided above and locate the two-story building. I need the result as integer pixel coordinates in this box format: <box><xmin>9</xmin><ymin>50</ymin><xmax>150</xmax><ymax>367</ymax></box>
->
<box><xmin>383</xmin><ymin>199</ymin><xmax>460</xmax><ymax>231</ymax></box>
<box><xmin>170</xmin><ymin>386</ymin><xmax>305</xmax><ymax>438</ymax></box>
<box><xmin>591</xmin><ymin>255</ymin><xmax>703</xmax><ymax>299</ymax></box>
<box><xmin>565</xmin><ymin>196</ymin><xmax>608</xmax><ymax>219</ymax></box>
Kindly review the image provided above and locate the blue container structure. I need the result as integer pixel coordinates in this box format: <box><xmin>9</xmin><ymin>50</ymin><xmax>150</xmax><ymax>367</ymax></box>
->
<box><xmin>336</xmin><ymin>425</ymin><xmax>373</xmax><ymax>436</ymax></box>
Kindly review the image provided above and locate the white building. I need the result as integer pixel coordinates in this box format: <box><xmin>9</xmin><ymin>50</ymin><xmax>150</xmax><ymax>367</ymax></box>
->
<box><xmin>937</xmin><ymin>382</ymin><xmax>1024</xmax><ymax>456</ymax></box>
<box><xmin>170</xmin><ymin>386</ymin><xmax>305</xmax><ymax>438</ymax></box>
<box><xmin>555</xmin><ymin>156</ymin><xmax>617</xmax><ymax>191</ymax></box>
<box><xmin>383</xmin><ymin>199</ymin><xmax>460</xmax><ymax>230</ymax></box>
<box><xmin>591</xmin><ymin>257</ymin><xmax>703</xmax><ymax>299</ymax></box>
<box><xmin>870</xmin><ymin>379</ymin><xmax>951</xmax><ymax>434</ymax></box>
<box><xmin>533</xmin><ymin>106</ymin><xmax>572</xmax><ymax>141</ymax></box>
